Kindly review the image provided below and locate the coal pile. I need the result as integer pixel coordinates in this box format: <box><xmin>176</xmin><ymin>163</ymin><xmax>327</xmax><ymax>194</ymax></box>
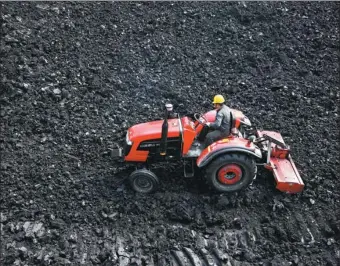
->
<box><xmin>1</xmin><ymin>2</ymin><xmax>339</xmax><ymax>265</ymax></box>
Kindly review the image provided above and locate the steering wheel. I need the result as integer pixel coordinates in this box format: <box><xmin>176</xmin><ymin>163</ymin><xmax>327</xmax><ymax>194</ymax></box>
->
<box><xmin>194</xmin><ymin>113</ymin><xmax>208</xmax><ymax>125</ymax></box>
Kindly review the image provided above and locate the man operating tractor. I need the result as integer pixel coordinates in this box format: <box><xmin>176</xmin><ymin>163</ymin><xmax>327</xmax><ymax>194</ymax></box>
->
<box><xmin>111</xmin><ymin>92</ymin><xmax>304</xmax><ymax>194</ymax></box>
<box><xmin>205</xmin><ymin>94</ymin><xmax>231</xmax><ymax>147</ymax></box>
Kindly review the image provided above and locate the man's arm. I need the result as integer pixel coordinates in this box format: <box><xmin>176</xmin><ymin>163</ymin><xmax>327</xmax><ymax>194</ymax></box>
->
<box><xmin>209</xmin><ymin>112</ymin><xmax>223</xmax><ymax>129</ymax></box>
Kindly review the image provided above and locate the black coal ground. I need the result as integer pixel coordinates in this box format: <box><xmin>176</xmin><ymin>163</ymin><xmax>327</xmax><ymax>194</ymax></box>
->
<box><xmin>0</xmin><ymin>2</ymin><xmax>339</xmax><ymax>266</ymax></box>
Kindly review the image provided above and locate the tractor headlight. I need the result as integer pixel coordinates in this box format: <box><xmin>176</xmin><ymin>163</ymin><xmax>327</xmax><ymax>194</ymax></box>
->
<box><xmin>241</xmin><ymin>116</ymin><xmax>252</xmax><ymax>127</ymax></box>
<box><xmin>126</xmin><ymin>132</ymin><xmax>132</xmax><ymax>145</ymax></box>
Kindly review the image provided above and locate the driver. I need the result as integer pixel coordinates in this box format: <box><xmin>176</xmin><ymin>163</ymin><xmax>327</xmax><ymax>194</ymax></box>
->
<box><xmin>205</xmin><ymin>94</ymin><xmax>231</xmax><ymax>147</ymax></box>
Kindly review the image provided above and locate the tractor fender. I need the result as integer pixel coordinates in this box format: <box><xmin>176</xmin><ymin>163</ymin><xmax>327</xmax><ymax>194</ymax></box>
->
<box><xmin>196</xmin><ymin>138</ymin><xmax>262</xmax><ymax>168</ymax></box>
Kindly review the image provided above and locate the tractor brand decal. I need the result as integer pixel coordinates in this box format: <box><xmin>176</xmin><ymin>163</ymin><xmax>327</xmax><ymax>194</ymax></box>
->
<box><xmin>140</xmin><ymin>143</ymin><xmax>160</xmax><ymax>148</ymax></box>
<box><xmin>137</xmin><ymin>137</ymin><xmax>181</xmax><ymax>152</ymax></box>
<box><xmin>136</xmin><ymin>137</ymin><xmax>182</xmax><ymax>160</ymax></box>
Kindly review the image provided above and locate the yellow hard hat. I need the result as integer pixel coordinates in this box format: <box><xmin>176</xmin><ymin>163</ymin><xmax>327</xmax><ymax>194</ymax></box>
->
<box><xmin>212</xmin><ymin>94</ymin><xmax>225</xmax><ymax>104</ymax></box>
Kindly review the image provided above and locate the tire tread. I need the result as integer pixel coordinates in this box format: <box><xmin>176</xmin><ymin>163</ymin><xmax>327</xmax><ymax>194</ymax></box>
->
<box><xmin>205</xmin><ymin>153</ymin><xmax>256</xmax><ymax>193</ymax></box>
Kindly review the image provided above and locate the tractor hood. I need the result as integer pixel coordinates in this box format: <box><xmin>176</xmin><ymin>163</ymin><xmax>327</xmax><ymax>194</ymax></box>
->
<box><xmin>128</xmin><ymin>118</ymin><xmax>181</xmax><ymax>142</ymax></box>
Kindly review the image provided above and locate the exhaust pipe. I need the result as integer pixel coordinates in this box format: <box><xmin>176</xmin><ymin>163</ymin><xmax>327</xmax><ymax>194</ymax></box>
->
<box><xmin>160</xmin><ymin>103</ymin><xmax>173</xmax><ymax>156</ymax></box>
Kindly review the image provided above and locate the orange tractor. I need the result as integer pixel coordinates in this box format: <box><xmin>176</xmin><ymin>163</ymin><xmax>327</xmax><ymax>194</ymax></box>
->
<box><xmin>112</xmin><ymin>104</ymin><xmax>304</xmax><ymax>194</ymax></box>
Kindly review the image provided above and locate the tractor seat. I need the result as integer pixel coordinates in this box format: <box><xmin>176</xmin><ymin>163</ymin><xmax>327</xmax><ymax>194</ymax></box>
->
<box><xmin>229</xmin><ymin>111</ymin><xmax>241</xmax><ymax>137</ymax></box>
<box><xmin>229</xmin><ymin>111</ymin><xmax>234</xmax><ymax>133</ymax></box>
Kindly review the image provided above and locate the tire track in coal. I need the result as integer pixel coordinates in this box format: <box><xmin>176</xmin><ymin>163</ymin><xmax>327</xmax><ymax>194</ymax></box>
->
<box><xmin>167</xmin><ymin>229</ymin><xmax>254</xmax><ymax>266</ymax></box>
<box><xmin>92</xmin><ymin>228</ymin><xmax>257</xmax><ymax>265</ymax></box>
<box><xmin>165</xmin><ymin>210</ymin><xmax>333</xmax><ymax>266</ymax></box>
<box><xmin>278</xmin><ymin>210</ymin><xmax>324</xmax><ymax>246</ymax></box>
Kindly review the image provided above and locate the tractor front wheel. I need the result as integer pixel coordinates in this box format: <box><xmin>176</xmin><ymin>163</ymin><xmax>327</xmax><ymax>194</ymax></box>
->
<box><xmin>205</xmin><ymin>153</ymin><xmax>256</xmax><ymax>193</ymax></box>
<box><xmin>128</xmin><ymin>169</ymin><xmax>159</xmax><ymax>194</ymax></box>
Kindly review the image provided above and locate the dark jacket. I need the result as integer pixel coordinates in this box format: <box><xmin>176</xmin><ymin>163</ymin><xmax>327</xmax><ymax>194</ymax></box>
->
<box><xmin>209</xmin><ymin>104</ymin><xmax>231</xmax><ymax>134</ymax></box>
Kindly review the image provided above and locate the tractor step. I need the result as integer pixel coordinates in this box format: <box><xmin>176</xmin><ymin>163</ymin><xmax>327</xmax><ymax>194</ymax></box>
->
<box><xmin>267</xmin><ymin>155</ymin><xmax>304</xmax><ymax>193</ymax></box>
<box><xmin>184</xmin><ymin>160</ymin><xmax>195</xmax><ymax>178</ymax></box>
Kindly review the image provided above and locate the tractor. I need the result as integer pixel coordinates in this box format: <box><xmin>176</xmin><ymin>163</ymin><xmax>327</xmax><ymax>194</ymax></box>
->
<box><xmin>111</xmin><ymin>103</ymin><xmax>304</xmax><ymax>194</ymax></box>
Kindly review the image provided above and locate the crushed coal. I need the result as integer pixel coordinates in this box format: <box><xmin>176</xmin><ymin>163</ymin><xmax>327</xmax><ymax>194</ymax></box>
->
<box><xmin>1</xmin><ymin>2</ymin><xmax>339</xmax><ymax>265</ymax></box>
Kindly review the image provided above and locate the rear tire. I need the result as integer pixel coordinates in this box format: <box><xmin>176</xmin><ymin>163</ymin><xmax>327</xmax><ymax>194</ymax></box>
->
<box><xmin>205</xmin><ymin>153</ymin><xmax>256</xmax><ymax>193</ymax></box>
<box><xmin>128</xmin><ymin>169</ymin><xmax>159</xmax><ymax>194</ymax></box>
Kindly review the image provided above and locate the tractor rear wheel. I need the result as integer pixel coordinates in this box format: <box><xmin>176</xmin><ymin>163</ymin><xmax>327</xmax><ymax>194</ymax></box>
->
<box><xmin>205</xmin><ymin>153</ymin><xmax>256</xmax><ymax>193</ymax></box>
<box><xmin>128</xmin><ymin>169</ymin><xmax>159</xmax><ymax>194</ymax></box>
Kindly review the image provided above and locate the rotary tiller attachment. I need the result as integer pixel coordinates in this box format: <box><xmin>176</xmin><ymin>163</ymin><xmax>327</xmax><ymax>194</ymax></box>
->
<box><xmin>257</xmin><ymin>130</ymin><xmax>304</xmax><ymax>193</ymax></box>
